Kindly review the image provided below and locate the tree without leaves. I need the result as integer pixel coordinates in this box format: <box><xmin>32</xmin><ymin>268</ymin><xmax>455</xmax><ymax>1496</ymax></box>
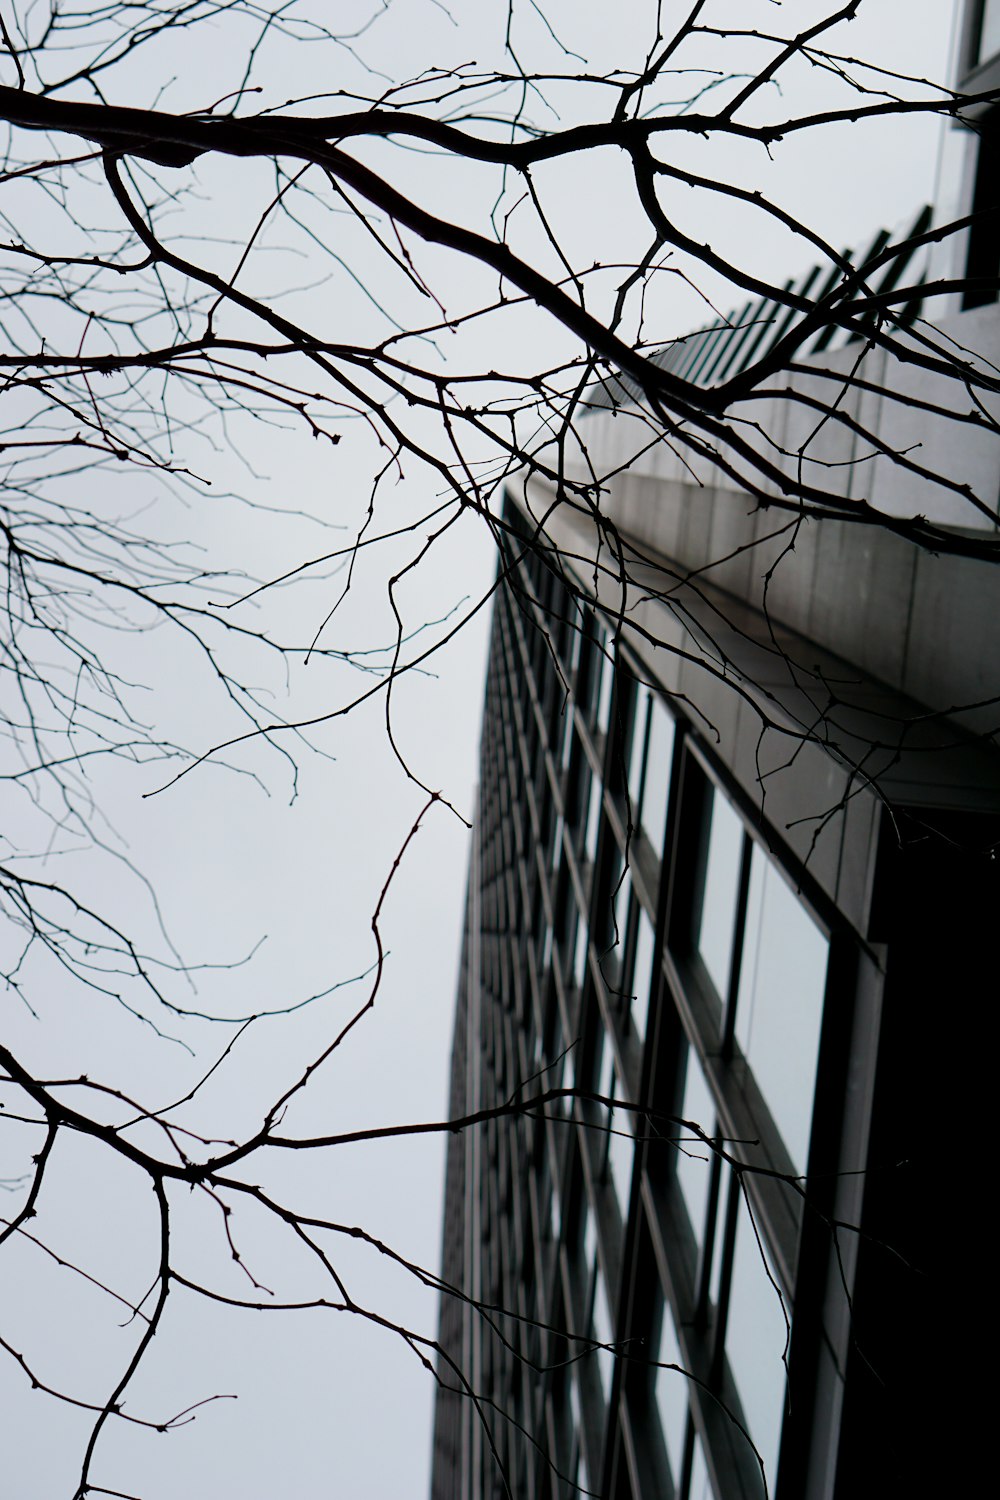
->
<box><xmin>0</xmin><ymin>2</ymin><xmax>995</xmax><ymax>1496</ymax></box>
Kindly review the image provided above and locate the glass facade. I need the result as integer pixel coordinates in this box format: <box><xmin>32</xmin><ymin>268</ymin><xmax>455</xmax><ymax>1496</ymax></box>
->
<box><xmin>978</xmin><ymin>0</ymin><xmax>1000</xmax><ymax>61</ymax></box>
<box><xmin>430</xmin><ymin>493</ymin><xmax>997</xmax><ymax>1500</ymax></box>
<box><xmin>430</xmin><ymin>512</ymin><xmax>842</xmax><ymax>1500</ymax></box>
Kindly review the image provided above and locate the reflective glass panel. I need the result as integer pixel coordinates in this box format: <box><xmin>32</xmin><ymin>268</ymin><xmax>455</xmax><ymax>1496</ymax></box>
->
<box><xmin>559</xmin><ymin>702</ymin><xmax>574</xmax><ymax>771</ymax></box>
<box><xmin>628</xmin><ymin>685</ymin><xmax>650</xmax><ymax>814</ymax></box>
<box><xmin>725</xmin><ymin>1199</ymin><xmax>789</xmax><ymax>1490</ymax></box>
<box><xmin>654</xmin><ymin>1306</ymin><xmax>688</xmax><ymax>1482</ymax></box>
<box><xmin>689</xmin><ymin>1434</ymin><xmax>714</xmax><ymax>1500</ymax></box>
<box><xmin>708</xmin><ymin>1175</ymin><xmax>731</xmax><ymax>1309</ymax></box>
<box><xmin>734</xmin><ymin>847</ymin><xmax>828</xmax><ymax>1175</ymax></box>
<box><xmin>570</xmin><ymin>1376</ymin><xmax>588</xmax><ymax>1490</ymax></box>
<box><xmin>566</xmin><ymin>617</ymin><xmax>583</xmax><ymax>683</ymax></box>
<box><xmin>640</xmin><ymin>697</ymin><xmax>675</xmax><ymax>849</ymax></box>
<box><xmin>597</xmin><ymin>1043</ymin><xmax>633</xmax><ymax>1209</ymax></box>
<box><xmin>696</xmin><ymin>788</ymin><xmax>743</xmax><ymax>999</ymax></box>
<box><xmin>573</xmin><ymin>909</ymin><xmax>589</xmax><ymax>992</ymax></box>
<box><xmin>631</xmin><ymin>906</ymin><xmax>655</xmax><ymax>1042</ymax></box>
<box><xmin>598</xmin><ymin>1029</ymin><xmax>614</xmax><ymax>1103</ymax></box>
<box><xmin>582</xmin><ymin>1200</ymin><xmax>597</xmax><ymax>1274</ymax></box>
<box><xmin>980</xmin><ymin>0</ymin><xmax>1000</xmax><ymax>61</ymax></box>
<box><xmin>551</xmin><ymin>813</ymin><xmax>564</xmax><ymax>873</ymax></box>
<box><xmin>593</xmin><ymin>1268</ymin><xmax>614</xmax><ymax>1398</ymax></box>
<box><xmin>555</xmin><ymin>1045</ymin><xmax>571</xmax><ymax>1119</ymax></box>
<box><xmin>595</xmin><ymin>637</ymin><xmax>614</xmax><ymax>735</ymax></box>
<box><xmin>675</xmin><ymin>1050</ymin><xmax>716</xmax><ymax>1245</ymax></box>
<box><xmin>584</xmin><ymin>771</ymin><xmax>603</xmax><ymax>863</ymax></box>
<box><xmin>611</xmin><ymin>869</ymin><xmax>632</xmax><ymax>959</ymax></box>
<box><xmin>607</xmin><ymin>1103</ymin><xmax>633</xmax><ymax>1214</ymax></box>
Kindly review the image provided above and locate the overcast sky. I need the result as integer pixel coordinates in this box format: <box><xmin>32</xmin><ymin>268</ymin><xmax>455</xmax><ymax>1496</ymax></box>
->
<box><xmin>0</xmin><ymin>3</ymin><xmax>961</xmax><ymax>1497</ymax></box>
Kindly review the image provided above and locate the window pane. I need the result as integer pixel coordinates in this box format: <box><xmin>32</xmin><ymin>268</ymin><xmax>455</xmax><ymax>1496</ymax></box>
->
<box><xmin>628</xmin><ymin>685</ymin><xmax>650</xmax><ymax>814</ymax></box>
<box><xmin>566</xmin><ymin>617</ymin><xmax>583</xmax><ymax>683</ymax></box>
<box><xmin>554</xmin><ymin>1045</ymin><xmax>570</xmax><ymax>1120</ymax></box>
<box><xmin>584</xmin><ymin>771</ymin><xmax>602</xmax><ymax>863</ymax></box>
<box><xmin>548</xmin><ymin>1171</ymin><xmax>560</xmax><ymax>1243</ymax></box>
<box><xmin>551</xmin><ymin>813</ymin><xmax>564</xmax><ymax>873</ymax></box>
<box><xmin>631</xmin><ymin>906</ymin><xmax>655</xmax><ymax>1042</ymax></box>
<box><xmin>569</xmin><ymin>1375</ymin><xmax>588</xmax><ymax>1491</ymax></box>
<box><xmin>689</xmin><ymin>1434</ymin><xmax>714</xmax><ymax>1500</ymax></box>
<box><xmin>611</xmin><ymin>869</ymin><xmax>632</xmax><ymax>958</ymax></box>
<box><xmin>708</xmin><ymin>1173</ymin><xmax>731</xmax><ymax>1309</ymax></box>
<box><xmin>675</xmin><ymin>1051</ymin><xmax>716</xmax><ymax>1244</ymax></box>
<box><xmin>583</xmin><ymin>1200</ymin><xmax>597</xmax><ymax>1275</ymax></box>
<box><xmin>696</xmin><ymin>788</ymin><xmax>743</xmax><ymax>998</ymax></box>
<box><xmin>597</xmin><ymin>1027</ymin><xmax>615</xmax><ymax>1102</ymax></box>
<box><xmin>595</xmin><ymin>643</ymin><xmax>614</xmax><ymax>735</ymax></box>
<box><xmin>593</xmin><ymin>1268</ymin><xmax>614</xmax><ymax>1398</ymax></box>
<box><xmin>724</xmin><ymin>1200</ymin><xmax>789</xmax><ymax>1490</ymax></box>
<box><xmin>640</xmin><ymin>697</ymin><xmax>674</xmax><ymax>849</ymax></box>
<box><xmin>654</xmin><ymin>1306</ymin><xmax>688</xmax><ymax>1482</ymax></box>
<box><xmin>735</xmin><ymin>848</ymin><xmax>828</xmax><ymax>1176</ymax></box>
<box><xmin>607</xmin><ymin>1105</ymin><xmax>634</xmax><ymax>1215</ymax></box>
<box><xmin>596</xmin><ymin>1044</ymin><xmax>633</xmax><ymax>1210</ymax></box>
<box><xmin>573</xmin><ymin>909</ymin><xmax>588</xmax><ymax>992</ymax></box>
<box><xmin>980</xmin><ymin>0</ymin><xmax>1000</xmax><ymax>61</ymax></box>
<box><xmin>559</xmin><ymin>702</ymin><xmax>574</xmax><ymax>771</ymax></box>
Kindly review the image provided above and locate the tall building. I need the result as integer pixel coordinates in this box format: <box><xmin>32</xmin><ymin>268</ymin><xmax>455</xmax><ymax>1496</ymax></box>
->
<box><xmin>431</xmin><ymin>12</ymin><xmax>999</xmax><ymax>1500</ymax></box>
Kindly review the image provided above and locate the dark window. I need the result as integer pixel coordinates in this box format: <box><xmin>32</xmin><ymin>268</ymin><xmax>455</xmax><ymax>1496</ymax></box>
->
<box><xmin>964</xmin><ymin>105</ymin><xmax>1000</xmax><ymax>309</ymax></box>
<box><xmin>975</xmin><ymin>0</ymin><xmax>1000</xmax><ymax>63</ymax></box>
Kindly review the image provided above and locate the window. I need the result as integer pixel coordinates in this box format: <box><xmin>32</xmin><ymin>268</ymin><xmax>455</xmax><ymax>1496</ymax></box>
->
<box><xmin>688</xmin><ymin>1435</ymin><xmax>715</xmax><ymax>1500</ymax></box>
<box><xmin>630</xmin><ymin>904</ymin><xmax>655</xmax><ymax>1042</ymax></box>
<box><xmin>572</xmin><ymin>908</ymin><xmax>589</xmax><ymax>993</ymax></box>
<box><xmin>675</xmin><ymin>1048</ymin><xmax>716</xmax><ymax>1248</ymax></box>
<box><xmin>548</xmin><ymin>1168</ymin><xmax>560</xmax><ymax>1243</ymax></box>
<box><xmin>610</xmin><ymin>865</ymin><xmax>632</xmax><ymax>961</ymax></box>
<box><xmin>550</xmin><ymin>813</ymin><xmax>564</xmax><ymax>874</ymax></box>
<box><xmin>554</xmin><ymin>1043</ymin><xmax>571</xmax><ymax>1120</ymax></box>
<box><xmin>628</xmin><ymin>683</ymin><xmax>650</xmax><ymax>813</ymax></box>
<box><xmin>691</xmin><ymin>778</ymin><xmax>829</xmax><ymax>1178</ymax></box>
<box><xmin>644</xmin><ymin>763</ymin><xmax>836</xmax><ymax>1498</ymax></box>
<box><xmin>584</xmin><ymin>769</ymin><xmax>603</xmax><ymax>864</ymax></box>
<box><xmin>564</xmin><ymin>610</ymin><xmax>584</xmax><ymax>685</ymax></box>
<box><xmin>470</xmin><ymin>528</ymin><xmax>859</xmax><ymax>1500</ymax></box>
<box><xmin>558</xmin><ymin>701</ymin><xmax>575</xmax><ymax>771</ymax></box>
<box><xmin>581</xmin><ymin>618</ymin><xmax>613</xmax><ymax>734</ymax></box>
<box><xmin>696</xmin><ymin>786</ymin><xmax>744</xmax><ymax>998</ymax></box>
<box><xmin>654</xmin><ymin>1304</ymin><xmax>688</xmax><ymax>1484</ymax></box>
<box><xmin>580</xmin><ymin>1199</ymin><xmax>614</xmax><ymax>1397</ymax></box>
<box><xmin>569</xmin><ymin>1373</ymin><xmax>588</xmax><ymax>1492</ymax></box>
<box><xmin>607</xmin><ymin>1112</ymin><xmax>634</xmax><ymax>1218</ymax></box>
<box><xmin>541</xmin><ymin>919</ymin><xmax>553</xmax><ymax>974</ymax></box>
<box><xmin>977</xmin><ymin>0</ymin><xmax>1000</xmax><ymax>62</ymax></box>
<box><xmin>641</xmin><ymin>696</ymin><xmax>675</xmax><ymax>849</ymax></box>
<box><xmin>723</xmin><ymin>1196</ymin><xmax>790</xmax><ymax>1487</ymax></box>
<box><xmin>592</xmin><ymin>1267</ymin><xmax>615</xmax><ymax>1399</ymax></box>
<box><xmin>734</xmin><ymin>847</ymin><xmax>828</xmax><ymax>1177</ymax></box>
<box><xmin>657</xmin><ymin>1166</ymin><xmax>789</xmax><ymax>1499</ymax></box>
<box><xmin>627</xmin><ymin>682</ymin><xmax>675</xmax><ymax>851</ymax></box>
<box><xmin>595</xmin><ymin>1028</ymin><xmax>633</xmax><ymax>1213</ymax></box>
<box><xmin>964</xmin><ymin>106</ymin><xmax>1000</xmax><ymax>310</ymax></box>
<box><xmin>595</xmin><ymin>639</ymin><xmax>615</xmax><ymax>737</ymax></box>
<box><xmin>605</xmin><ymin>1067</ymin><xmax>634</xmax><ymax>1215</ymax></box>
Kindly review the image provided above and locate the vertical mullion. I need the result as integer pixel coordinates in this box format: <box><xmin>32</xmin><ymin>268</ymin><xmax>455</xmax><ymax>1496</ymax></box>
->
<box><xmin>720</xmin><ymin>832</ymin><xmax>753</xmax><ymax>1061</ymax></box>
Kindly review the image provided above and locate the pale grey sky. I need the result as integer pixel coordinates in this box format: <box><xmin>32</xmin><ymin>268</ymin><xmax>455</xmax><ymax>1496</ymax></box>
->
<box><xmin>0</xmin><ymin>3</ymin><xmax>960</xmax><ymax>1496</ymax></box>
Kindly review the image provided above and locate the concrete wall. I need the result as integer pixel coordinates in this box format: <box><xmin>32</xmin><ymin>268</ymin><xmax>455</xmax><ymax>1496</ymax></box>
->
<box><xmin>555</xmin><ymin>302</ymin><xmax>1000</xmax><ymax>739</ymax></box>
